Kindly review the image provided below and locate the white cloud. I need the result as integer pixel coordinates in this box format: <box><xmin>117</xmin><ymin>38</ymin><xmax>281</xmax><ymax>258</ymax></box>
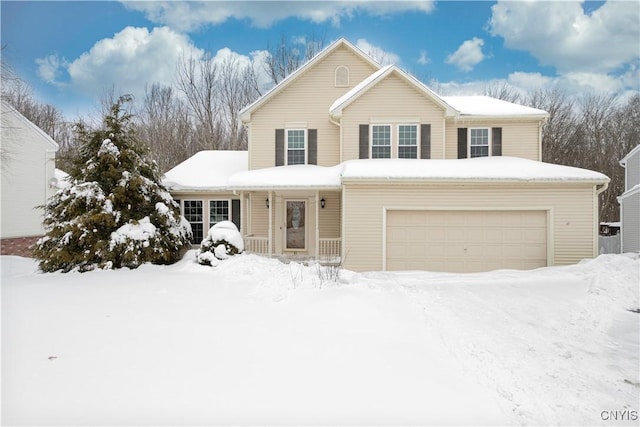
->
<box><xmin>64</xmin><ymin>26</ymin><xmax>201</xmax><ymax>100</ymax></box>
<box><xmin>431</xmin><ymin>70</ymin><xmax>636</xmax><ymax>103</ymax></box>
<box><xmin>355</xmin><ymin>39</ymin><xmax>399</xmax><ymax>66</ymax></box>
<box><xmin>35</xmin><ymin>54</ymin><xmax>68</xmax><ymax>86</ymax></box>
<box><xmin>446</xmin><ymin>37</ymin><xmax>485</xmax><ymax>72</ymax></box>
<box><xmin>121</xmin><ymin>1</ymin><xmax>435</xmax><ymax>31</ymax></box>
<box><xmin>489</xmin><ymin>0</ymin><xmax>640</xmax><ymax>73</ymax></box>
<box><xmin>40</xmin><ymin>26</ymin><xmax>273</xmax><ymax>105</ymax></box>
<box><xmin>417</xmin><ymin>50</ymin><xmax>429</xmax><ymax>65</ymax></box>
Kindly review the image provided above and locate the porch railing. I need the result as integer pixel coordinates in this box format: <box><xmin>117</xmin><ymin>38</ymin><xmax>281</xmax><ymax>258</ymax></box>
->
<box><xmin>319</xmin><ymin>238</ymin><xmax>341</xmax><ymax>259</ymax></box>
<box><xmin>244</xmin><ymin>236</ymin><xmax>269</xmax><ymax>254</ymax></box>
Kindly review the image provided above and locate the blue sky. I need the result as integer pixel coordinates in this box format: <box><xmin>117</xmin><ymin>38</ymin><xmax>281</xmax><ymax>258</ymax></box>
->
<box><xmin>1</xmin><ymin>1</ymin><xmax>638</xmax><ymax>118</ymax></box>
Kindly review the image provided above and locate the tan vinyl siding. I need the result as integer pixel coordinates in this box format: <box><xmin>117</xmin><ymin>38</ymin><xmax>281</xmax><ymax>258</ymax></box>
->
<box><xmin>341</xmin><ymin>74</ymin><xmax>446</xmax><ymax>161</ymax></box>
<box><xmin>342</xmin><ymin>183</ymin><xmax>597</xmax><ymax>272</ymax></box>
<box><xmin>445</xmin><ymin>120</ymin><xmax>541</xmax><ymax>160</ymax></box>
<box><xmin>319</xmin><ymin>191</ymin><xmax>341</xmax><ymax>238</ymax></box>
<box><xmin>249</xmin><ymin>192</ymin><xmax>270</xmax><ymax>236</ymax></box>
<box><xmin>248</xmin><ymin>46</ymin><xmax>379</xmax><ymax>170</ymax></box>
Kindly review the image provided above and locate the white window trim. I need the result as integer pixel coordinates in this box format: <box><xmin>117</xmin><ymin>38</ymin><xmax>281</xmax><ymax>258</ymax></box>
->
<box><xmin>183</xmin><ymin>199</ymin><xmax>204</xmax><ymax>244</ymax></box>
<box><xmin>208</xmin><ymin>199</ymin><xmax>231</xmax><ymax>228</ymax></box>
<box><xmin>286</xmin><ymin>128</ymin><xmax>308</xmax><ymax>166</ymax></box>
<box><xmin>396</xmin><ymin>124</ymin><xmax>420</xmax><ymax>159</ymax></box>
<box><xmin>335</xmin><ymin>65</ymin><xmax>350</xmax><ymax>87</ymax></box>
<box><xmin>370</xmin><ymin>124</ymin><xmax>392</xmax><ymax>159</ymax></box>
<box><xmin>468</xmin><ymin>127</ymin><xmax>491</xmax><ymax>158</ymax></box>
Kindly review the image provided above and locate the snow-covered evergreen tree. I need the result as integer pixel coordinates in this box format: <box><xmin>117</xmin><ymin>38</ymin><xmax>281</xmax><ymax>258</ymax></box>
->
<box><xmin>33</xmin><ymin>95</ymin><xmax>191</xmax><ymax>272</ymax></box>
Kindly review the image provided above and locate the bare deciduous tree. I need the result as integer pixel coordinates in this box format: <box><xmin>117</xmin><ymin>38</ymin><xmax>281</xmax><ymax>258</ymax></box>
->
<box><xmin>176</xmin><ymin>51</ymin><xmax>224</xmax><ymax>150</ymax></box>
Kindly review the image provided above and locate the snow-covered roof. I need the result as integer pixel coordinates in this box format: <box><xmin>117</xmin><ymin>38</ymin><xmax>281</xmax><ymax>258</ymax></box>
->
<box><xmin>329</xmin><ymin>65</ymin><xmax>456</xmax><ymax>119</ymax></box>
<box><xmin>227</xmin><ymin>164</ymin><xmax>343</xmax><ymax>190</ymax></box>
<box><xmin>442</xmin><ymin>96</ymin><xmax>549</xmax><ymax>118</ymax></box>
<box><xmin>54</xmin><ymin>168</ymin><xmax>71</xmax><ymax>189</ymax></box>
<box><xmin>162</xmin><ymin>152</ymin><xmax>608</xmax><ymax>193</ymax></box>
<box><xmin>341</xmin><ymin>157</ymin><xmax>609</xmax><ymax>184</ymax></box>
<box><xmin>240</xmin><ymin>38</ymin><xmax>381</xmax><ymax>123</ymax></box>
<box><xmin>162</xmin><ymin>151</ymin><xmax>248</xmax><ymax>191</ymax></box>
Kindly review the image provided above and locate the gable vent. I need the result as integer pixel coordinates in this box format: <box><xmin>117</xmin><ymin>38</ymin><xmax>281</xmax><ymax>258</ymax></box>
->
<box><xmin>335</xmin><ymin>66</ymin><xmax>350</xmax><ymax>87</ymax></box>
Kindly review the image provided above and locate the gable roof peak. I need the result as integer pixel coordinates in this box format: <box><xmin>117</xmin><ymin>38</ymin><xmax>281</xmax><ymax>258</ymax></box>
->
<box><xmin>240</xmin><ymin>37</ymin><xmax>382</xmax><ymax>123</ymax></box>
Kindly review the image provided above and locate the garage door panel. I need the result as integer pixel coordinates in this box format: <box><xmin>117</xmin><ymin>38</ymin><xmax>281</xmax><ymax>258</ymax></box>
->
<box><xmin>386</xmin><ymin>210</ymin><xmax>547</xmax><ymax>273</ymax></box>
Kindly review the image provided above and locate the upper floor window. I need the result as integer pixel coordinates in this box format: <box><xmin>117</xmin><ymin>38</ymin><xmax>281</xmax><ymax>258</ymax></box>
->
<box><xmin>371</xmin><ymin>125</ymin><xmax>391</xmax><ymax>159</ymax></box>
<box><xmin>335</xmin><ymin>66</ymin><xmax>350</xmax><ymax>87</ymax></box>
<box><xmin>469</xmin><ymin>128</ymin><xmax>489</xmax><ymax>158</ymax></box>
<box><xmin>398</xmin><ymin>125</ymin><xmax>418</xmax><ymax>159</ymax></box>
<box><xmin>287</xmin><ymin>129</ymin><xmax>306</xmax><ymax>165</ymax></box>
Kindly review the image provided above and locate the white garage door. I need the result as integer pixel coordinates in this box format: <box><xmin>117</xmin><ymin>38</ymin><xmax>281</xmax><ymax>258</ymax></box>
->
<box><xmin>386</xmin><ymin>210</ymin><xmax>547</xmax><ymax>273</ymax></box>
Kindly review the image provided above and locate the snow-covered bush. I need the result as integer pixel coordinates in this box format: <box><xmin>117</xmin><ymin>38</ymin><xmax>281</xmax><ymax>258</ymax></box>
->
<box><xmin>33</xmin><ymin>95</ymin><xmax>192</xmax><ymax>272</ymax></box>
<box><xmin>197</xmin><ymin>221</ymin><xmax>244</xmax><ymax>266</ymax></box>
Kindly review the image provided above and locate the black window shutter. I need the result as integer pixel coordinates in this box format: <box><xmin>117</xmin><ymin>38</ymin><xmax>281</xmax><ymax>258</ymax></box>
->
<box><xmin>420</xmin><ymin>124</ymin><xmax>431</xmax><ymax>159</ymax></box>
<box><xmin>457</xmin><ymin>128</ymin><xmax>468</xmax><ymax>159</ymax></box>
<box><xmin>492</xmin><ymin>127</ymin><xmax>502</xmax><ymax>156</ymax></box>
<box><xmin>275</xmin><ymin>129</ymin><xmax>284</xmax><ymax>166</ymax></box>
<box><xmin>359</xmin><ymin>124</ymin><xmax>369</xmax><ymax>159</ymax></box>
<box><xmin>231</xmin><ymin>199</ymin><xmax>241</xmax><ymax>231</ymax></box>
<box><xmin>308</xmin><ymin>129</ymin><xmax>317</xmax><ymax>165</ymax></box>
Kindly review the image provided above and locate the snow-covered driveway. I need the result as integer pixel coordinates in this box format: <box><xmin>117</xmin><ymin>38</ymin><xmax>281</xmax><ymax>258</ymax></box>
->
<box><xmin>2</xmin><ymin>252</ymin><xmax>638</xmax><ymax>425</ymax></box>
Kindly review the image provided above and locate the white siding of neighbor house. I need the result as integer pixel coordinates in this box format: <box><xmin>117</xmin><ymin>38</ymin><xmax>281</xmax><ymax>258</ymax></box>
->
<box><xmin>620</xmin><ymin>189</ymin><xmax>640</xmax><ymax>253</ymax></box>
<box><xmin>340</xmin><ymin>73</ymin><xmax>446</xmax><ymax>161</ymax></box>
<box><xmin>624</xmin><ymin>147</ymin><xmax>640</xmax><ymax>190</ymax></box>
<box><xmin>341</xmin><ymin>182</ymin><xmax>598</xmax><ymax>272</ymax></box>
<box><xmin>444</xmin><ymin>119</ymin><xmax>542</xmax><ymax>160</ymax></box>
<box><xmin>1</xmin><ymin>103</ymin><xmax>58</xmax><ymax>239</ymax></box>
<box><xmin>248</xmin><ymin>45</ymin><xmax>379</xmax><ymax>170</ymax></box>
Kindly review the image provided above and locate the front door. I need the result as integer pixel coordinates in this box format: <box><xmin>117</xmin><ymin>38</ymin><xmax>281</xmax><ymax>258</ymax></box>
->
<box><xmin>285</xmin><ymin>200</ymin><xmax>306</xmax><ymax>251</ymax></box>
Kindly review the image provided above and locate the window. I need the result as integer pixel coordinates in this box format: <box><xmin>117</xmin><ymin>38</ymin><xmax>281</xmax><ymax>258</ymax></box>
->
<box><xmin>372</xmin><ymin>125</ymin><xmax>391</xmax><ymax>159</ymax></box>
<box><xmin>335</xmin><ymin>66</ymin><xmax>349</xmax><ymax>87</ymax></box>
<box><xmin>398</xmin><ymin>125</ymin><xmax>418</xmax><ymax>159</ymax></box>
<box><xmin>287</xmin><ymin>129</ymin><xmax>306</xmax><ymax>165</ymax></box>
<box><xmin>470</xmin><ymin>128</ymin><xmax>489</xmax><ymax>158</ymax></box>
<box><xmin>209</xmin><ymin>200</ymin><xmax>229</xmax><ymax>226</ymax></box>
<box><xmin>183</xmin><ymin>200</ymin><xmax>203</xmax><ymax>244</ymax></box>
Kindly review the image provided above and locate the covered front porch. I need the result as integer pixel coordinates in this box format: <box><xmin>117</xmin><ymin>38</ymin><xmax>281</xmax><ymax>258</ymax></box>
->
<box><xmin>240</xmin><ymin>189</ymin><xmax>342</xmax><ymax>264</ymax></box>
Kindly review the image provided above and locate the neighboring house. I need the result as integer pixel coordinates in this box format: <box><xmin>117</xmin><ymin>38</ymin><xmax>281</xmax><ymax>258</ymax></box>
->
<box><xmin>1</xmin><ymin>100</ymin><xmax>58</xmax><ymax>239</ymax></box>
<box><xmin>618</xmin><ymin>145</ymin><xmax>640</xmax><ymax>253</ymax></box>
<box><xmin>163</xmin><ymin>38</ymin><xmax>609</xmax><ymax>273</ymax></box>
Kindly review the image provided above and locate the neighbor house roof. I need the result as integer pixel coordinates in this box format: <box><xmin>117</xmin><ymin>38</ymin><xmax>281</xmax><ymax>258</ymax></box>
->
<box><xmin>240</xmin><ymin>38</ymin><xmax>381</xmax><ymax>123</ymax></box>
<box><xmin>1</xmin><ymin>100</ymin><xmax>59</xmax><ymax>151</ymax></box>
<box><xmin>162</xmin><ymin>150</ymin><xmax>248</xmax><ymax>191</ymax></box>
<box><xmin>619</xmin><ymin>144</ymin><xmax>640</xmax><ymax>166</ymax></box>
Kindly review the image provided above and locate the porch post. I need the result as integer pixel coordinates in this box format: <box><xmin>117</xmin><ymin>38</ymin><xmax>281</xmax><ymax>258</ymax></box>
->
<box><xmin>315</xmin><ymin>191</ymin><xmax>320</xmax><ymax>258</ymax></box>
<box><xmin>240</xmin><ymin>191</ymin><xmax>246</xmax><ymax>235</ymax></box>
<box><xmin>268</xmin><ymin>191</ymin><xmax>273</xmax><ymax>256</ymax></box>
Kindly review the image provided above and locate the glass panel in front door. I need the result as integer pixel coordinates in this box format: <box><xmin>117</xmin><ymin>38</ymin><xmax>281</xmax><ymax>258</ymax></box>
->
<box><xmin>286</xmin><ymin>201</ymin><xmax>306</xmax><ymax>250</ymax></box>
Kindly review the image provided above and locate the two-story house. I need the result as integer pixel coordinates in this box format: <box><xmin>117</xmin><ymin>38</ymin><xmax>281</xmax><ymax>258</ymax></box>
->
<box><xmin>163</xmin><ymin>38</ymin><xmax>609</xmax><ymax>273</ymax></box>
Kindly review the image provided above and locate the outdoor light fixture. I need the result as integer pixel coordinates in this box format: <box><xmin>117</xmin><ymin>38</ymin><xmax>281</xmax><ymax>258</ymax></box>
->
<box><xmin>265</xmin><ymin>198</ymin><xmax>269</xmax><ymax>208</ymax></box>
<box><xmin>321</xmin><ymin>198</ymin><xmax>326</xmax><ymax>209</ymax></box>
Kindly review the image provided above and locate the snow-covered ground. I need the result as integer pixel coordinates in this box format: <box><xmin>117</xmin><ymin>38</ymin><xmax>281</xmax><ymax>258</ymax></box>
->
<box><xmin>2</xmin><ymin>252</ymin><xmax>638</xmax><ymax>426</ymax></box>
